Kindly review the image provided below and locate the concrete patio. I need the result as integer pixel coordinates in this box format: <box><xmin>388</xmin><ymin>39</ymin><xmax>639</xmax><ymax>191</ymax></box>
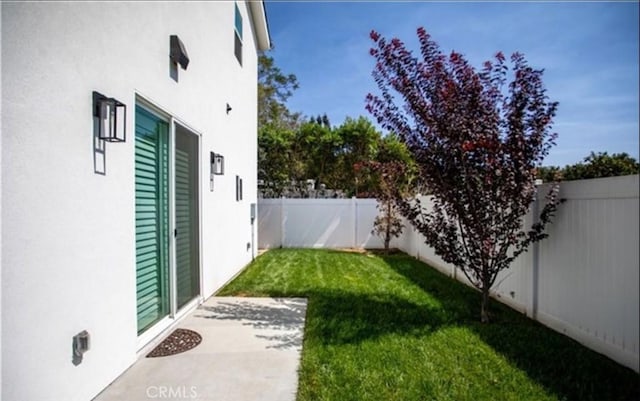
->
<box><xmin>94</xmin><ymin>297</ymin><xmax>308</xmax><ymax>401</ymax></box>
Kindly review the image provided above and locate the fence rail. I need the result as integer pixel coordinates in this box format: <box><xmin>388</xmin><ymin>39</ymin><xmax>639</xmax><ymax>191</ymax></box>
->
<box><xmin>257</xmin><ymin>175</ymin><xmax>639</xmax><ymax>372</ymax></box>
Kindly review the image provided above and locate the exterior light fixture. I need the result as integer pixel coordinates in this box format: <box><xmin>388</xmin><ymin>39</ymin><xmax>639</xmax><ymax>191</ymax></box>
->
<box><xmin>72</xmin><ymin>330</ymin><xmax>90</xmax><ymax>365</ymax></box>
<box><xmin>170</xmin><ymin>35</ymin><xmax>189</xmax><ymax>70</ymax></box>
<box><xmin>211</xmin><ymin>152</ymin><xmax>224</xmax><ymax>176</ymax></box>
<box><xmin>226</xmin><ymin>103</ymin><xmax>232</xmax><ymax>114</ymax></box>
<box><xmin>210</xmin><ymin>152</ymin><xmax>224</xmax><ymax>192</ymax></box>
<box><xmin>93</xmin><ymin>91</ymin><xmax>126</xmax><ymax>142</ymax></box>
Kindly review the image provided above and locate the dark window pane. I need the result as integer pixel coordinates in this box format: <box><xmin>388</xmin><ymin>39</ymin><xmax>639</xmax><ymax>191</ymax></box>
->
<box><xmin>234</xmin><ymin>32</ymin><xmax>242</xmax><ymax>65</ymax></box>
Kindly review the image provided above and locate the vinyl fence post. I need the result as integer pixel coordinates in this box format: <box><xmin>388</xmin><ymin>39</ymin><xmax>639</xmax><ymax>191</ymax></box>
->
<box><xmin>531</xmin><ymin>189</ymin><xmax>540</xmax><ymax>320</ymax></box>
<box><xmin>280</xmin><ymin>196</ymin><xmax>285</xmax><ymax>248</ymax></box>
<box><xmin>352</xmin><ymin>196</ymin><xmax>357</xmax><ymax>248</ymax></box>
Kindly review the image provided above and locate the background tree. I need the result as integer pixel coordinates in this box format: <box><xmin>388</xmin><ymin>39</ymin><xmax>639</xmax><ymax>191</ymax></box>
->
<box><xmin>292</xmin><ymin>118</ymin><xmax>417</xmax><ymax>196</ymax></box>
<box><xmin>357</xmin><ymin>161</ymin><xmax>410</xmax><ymax>252</ymax></box>
<box><xmin>536</xmin><ymin>152</ymin><xmax>639</xmax><ymax>183</ymax></box>
<box><xmin>334</xmin><ymin>117</ymin><xmax>380</xmax><ymax>195</ymax></box>
<box><xmin>367</xmin><ymin>28</ymin><xmax>563</xmax><ymax>322</ymax></box>
<box><xmin>535</xmin><ymin>165</ymin><xmax>562</xmax><ymax>183</ymax></box>
<box><xmin>376</xmin><ymin>133</ymin><xmax>414</xmax><ymax>165</ymax></box>
<box><xmin>312</xmin><ymin>113</ymin><xmax>332</xmax><ymax>128</ymax></box>
<box><xmin>258</xmin><ymin>127</ymin><xmax>299</xmax><ymax>197</ymax></box>
<box><xmin>296</xmin><ymin>120</ymin><xmax>342</xmax><ymax>189</ymax></box>
<box><xmin>353</xmin><ymin>132</ymin><xmax>417</xmax><ymax>198</ymax></box>
<box><xmin>257</xmin><ymin>54</ymin><xmax>417</xmax><ymax>198</ymax></box>
<box><xmin>258</xmin><ymin>53</ymin><xmax>300</xmax><ymax>129</ymax></box>
<box><xmin>562</xmin><ymin>152</ymin><xmax>639</xmax><ymax>181</ymax></box>
<box><xmin>258</xmin><ymin>53</ymin><xmax>303</xmax><ymax>195</ymax></box>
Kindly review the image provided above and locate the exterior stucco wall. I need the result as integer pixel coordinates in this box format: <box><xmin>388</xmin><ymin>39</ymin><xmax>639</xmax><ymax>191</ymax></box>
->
<box><xmin>0</xmin><ymin>2</ymin><xmax>3</xmax><ymax>394</ymax></box>
<box><xmin>1</xmin><ymin>2</ymin><xmax>260</xmax><ymax>401</ymax></box>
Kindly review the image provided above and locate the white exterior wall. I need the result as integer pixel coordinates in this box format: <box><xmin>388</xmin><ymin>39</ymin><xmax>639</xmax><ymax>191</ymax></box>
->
<box><xmin>1</xmin><ymin>3</ymin><xmax>263</xmax><ymax>401</ymax></box>
<box><xmin>257</xmin><ymin>175</ymin><xmax>639</xmax><ymax>371</ymax></box>
<box><xmin>0</xmin><ymin>3</ymin><xmax>3</xmax><ymax>392</ymax></box>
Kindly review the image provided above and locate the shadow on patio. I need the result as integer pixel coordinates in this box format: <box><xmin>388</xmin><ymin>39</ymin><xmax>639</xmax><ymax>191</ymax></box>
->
<box><xmin>94</xmin><ymin>297</ymin><xmax>307</xmax><ymax>401</ymax></box>
<box><xmin>194</xmin><ymin>298</ymin><xmax>307</xmax><ymax>350</ymax></box>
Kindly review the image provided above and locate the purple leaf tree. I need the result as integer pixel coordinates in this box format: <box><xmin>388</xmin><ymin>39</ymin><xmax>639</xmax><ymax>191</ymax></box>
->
<box><xmin>366</xmin><ymin>28</ymin><xmax>563</xmax><ymax>322</ymax></box>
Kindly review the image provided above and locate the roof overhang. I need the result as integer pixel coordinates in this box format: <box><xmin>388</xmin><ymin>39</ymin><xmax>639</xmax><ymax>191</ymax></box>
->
<box><xmin>248</xmin><ymin>1</ymin><xmax>271</xmax><ymax>51</ymax></box>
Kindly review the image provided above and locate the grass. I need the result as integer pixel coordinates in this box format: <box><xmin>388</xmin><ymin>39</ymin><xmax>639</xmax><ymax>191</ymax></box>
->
<box><xmin>218</xmin><ymin>248</ymin><xmax>639</xmax><ymax>401</ymax></box>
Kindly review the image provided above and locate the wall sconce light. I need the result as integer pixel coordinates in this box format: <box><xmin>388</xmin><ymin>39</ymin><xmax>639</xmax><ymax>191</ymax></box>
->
<box><xmin>226</xmin><ymin>103</ymin><xmax>232</xmax><ymax>114</ymax></box>
<box><xmin>72</xmin><ymin>330</ymin><xmax>90</xmax><ymax>365</ymax></box>
<box><xmin>170</xmin><ymin>35</ymin><xmax>190</xmax><ymax>70</ymax></box>
<box><xmin>93</xmin><ymin>91</ymin><xmax>126</xmax><ymax>142</ymax></box>
<box><xmin>210</xmin><ymin>152</ymin><xmax>224</xmax><ymax>192</ymax></box>
<box><xmin>211</xmin><ymin>152</ymin><xmax>225</xmax><ymax>176</ymax></box>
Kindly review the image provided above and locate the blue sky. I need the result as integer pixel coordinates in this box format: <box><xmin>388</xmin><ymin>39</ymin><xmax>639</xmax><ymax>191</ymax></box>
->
<box><xmin>264</xmin><ymin>1</ymin><xmax>639</xmax><ymax>167</ymax></box>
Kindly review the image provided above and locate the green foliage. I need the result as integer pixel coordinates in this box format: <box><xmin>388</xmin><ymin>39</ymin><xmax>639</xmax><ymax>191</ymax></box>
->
<box><xmin>257</xmin><ymin>53</ymin><xmax>302</xmax><ymax>197</ymax></box>
<box><xmin>258</xmin><ymin>53</ymin><xmax>300</xmax><ymax>130</ymax></box>
<box><xmin>312</xmin><ymin>113</ymin><xmax>331</xmax><ymax>128</ymax></box>
<box><xmin>537</xmin><ymin>152</ymin><xmax>639</xmax><ymax>182</ymax></box>
<box><xmin>563</xmin><ymin>152</ymin><xmax>639</xmax><ymax>181</ymax></box>
<box><xmin>258</xmin><ymin>127</ymin><xmax>300</xmax><ymax>197</ymax></box>
<box><xmin>219</xmin><ymin>249</ymin><xmax>640</xmax><ymax>401</ymax></box>
<box><xmin>297</xmin><ymin>120</ymin><xmax>343</xmax><ymax>188</ymax></box>
<box><xmin>257</xmin><ymin>54</ymin><xmax>415</xmax><ymax>197</ymax></box>
<box><xmin>536</xmin><ymin>166</ymin><xmax>562</xmax><ymax>183</ymax></box>
<box><xmin>259</xmin><ymin>116</ymin><xmax>416</xmax><ymax>197</ymax></box>
<box><xmin>377</xmin><ymin>133</ymin><xmax>414</xmax><ymax>165</ymax></box>
<box><xmin>334</xmin><ymin>117</ymin><xmax>381</xmax><ymax>195</ymax></box>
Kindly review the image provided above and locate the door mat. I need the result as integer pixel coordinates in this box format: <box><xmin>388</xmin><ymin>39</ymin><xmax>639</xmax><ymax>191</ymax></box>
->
<box><xmin>147</xmin><ymin>328</ymin><xmax>202</xmax><ymax>357</ymax></box>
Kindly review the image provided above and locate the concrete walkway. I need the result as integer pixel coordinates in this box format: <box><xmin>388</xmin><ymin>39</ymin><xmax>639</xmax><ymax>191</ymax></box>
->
<box><xmin>95</xmin><ymin>297</ymin><xmax>307</xmax><ymax>401</ymax></box>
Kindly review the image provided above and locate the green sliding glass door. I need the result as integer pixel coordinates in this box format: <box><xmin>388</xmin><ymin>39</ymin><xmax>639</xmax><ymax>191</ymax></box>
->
<box><xmin>135</xmin><ymin>106</ymin><xmax>170</xmax><ymax>334</ymax></box>
<box><xmin>135</xmin><ymin>105</ymin><xmax>201</xmax><ymax>335</ymax></box>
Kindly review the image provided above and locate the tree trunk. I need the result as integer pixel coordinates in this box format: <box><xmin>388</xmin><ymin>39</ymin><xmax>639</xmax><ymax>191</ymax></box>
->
<box><xmin>480</xmin><ymin>285</ymin><xmax>490</xmax><ymax>323</ymax></box>
<box><xmin>384</xmin><ymin>201</ymin><xmax>391</xmax><ymax>253</ymax></box>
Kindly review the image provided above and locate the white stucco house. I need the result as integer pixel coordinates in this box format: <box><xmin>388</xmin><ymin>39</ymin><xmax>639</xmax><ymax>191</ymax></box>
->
<box><xmin>1</xmin><ymin>2</ymin><xmax>270</xmax><ymax>400</ymax></box>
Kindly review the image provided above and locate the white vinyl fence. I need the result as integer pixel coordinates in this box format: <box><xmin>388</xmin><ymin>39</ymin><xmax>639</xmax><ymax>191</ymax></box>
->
<box><xmin>257</xmin><ymin>175</ymin><xmax>639</xmax><ymax>372</ymax></box>
<box><xmin>258</xmin><ymin>198</ymin><xmax>393</xmax><ymax>249</ymax></box>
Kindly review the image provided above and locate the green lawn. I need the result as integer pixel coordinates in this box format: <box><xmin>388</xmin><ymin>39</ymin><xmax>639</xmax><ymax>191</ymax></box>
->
<box><xmin>218</xmin><ymin>249</ymin><xmax>639</xmax><ymax>401</ymax></box>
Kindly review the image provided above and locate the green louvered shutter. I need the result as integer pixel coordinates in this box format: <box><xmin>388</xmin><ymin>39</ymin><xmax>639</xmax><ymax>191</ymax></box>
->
<box><xmin>135</xmin><ymin>106</ymin><xmax>170</xmax><ymax>335</ymax></box>
<box><xmin>175</xmin><ymin>127</ymin><xmax>200</xmax><ymax>309</ymax></box>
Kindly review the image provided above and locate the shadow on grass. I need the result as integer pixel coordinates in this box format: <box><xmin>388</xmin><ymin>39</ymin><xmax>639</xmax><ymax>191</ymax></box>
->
<box><xmin>302</xmin><ymin>290</ymin><xmax>450</xmax><ymax>346</ymax></box>
<box><xmin>380</xmin><ymin>254</ymin><xmax>640</xmax><ymax>401</ymax></box>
